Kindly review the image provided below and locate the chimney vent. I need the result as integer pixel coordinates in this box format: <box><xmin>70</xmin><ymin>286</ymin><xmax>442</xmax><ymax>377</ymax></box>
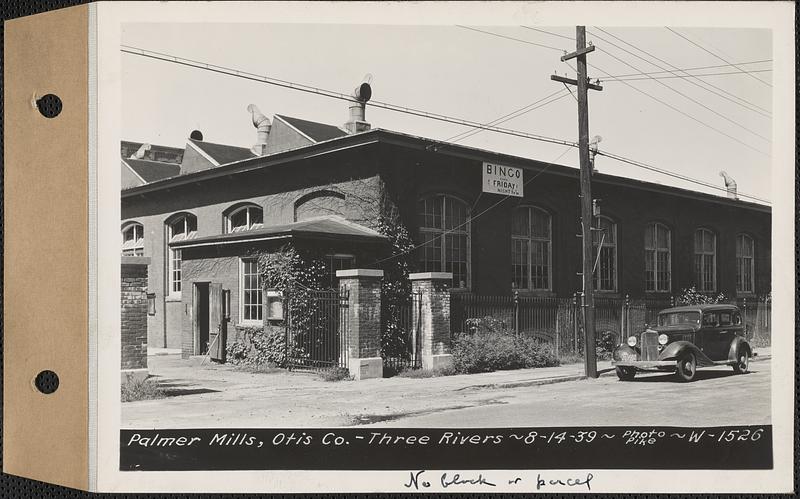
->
<box><xmin>719</xmin><ymin>171</ymin><xmax>738</xmax><ymax>200</ymax></box>
<box><xmin>247</xmin><ymin>104</ymin><xmax>271</xmax><ymax>156</ymax></box>
<box><xmin>190</xmin><ymin>130</ymin><xmax>204</xmax><ymax>141</ymax></box>
<box><xmin>344</xmin><ymin>75</ymin><xmax>372</xmax><ymax>134</ymax></box>
<box><xmin>130</xmin><ymin>143</ymin><xmax>151</xmax><ymax>160</ymax></box>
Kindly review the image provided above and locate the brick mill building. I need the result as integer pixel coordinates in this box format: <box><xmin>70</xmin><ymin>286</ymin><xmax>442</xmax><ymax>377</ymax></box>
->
<box><xmin>120</xmin><ymin>90</ymin><xmax>771</xmax><ymax>377</ymax></box>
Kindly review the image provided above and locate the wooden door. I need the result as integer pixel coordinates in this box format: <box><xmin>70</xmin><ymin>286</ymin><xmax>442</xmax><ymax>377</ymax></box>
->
<box><xmin>208</xmin><ymin>283</ymin><xmax>227</xmax><ymax>362</ymax></box>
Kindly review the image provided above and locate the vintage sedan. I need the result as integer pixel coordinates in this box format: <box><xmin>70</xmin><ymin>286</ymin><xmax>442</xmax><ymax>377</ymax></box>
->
<box><xmin>612</xmin><ymin>304</ymin><xmax>753</xmax><ymax>382</ymax></box>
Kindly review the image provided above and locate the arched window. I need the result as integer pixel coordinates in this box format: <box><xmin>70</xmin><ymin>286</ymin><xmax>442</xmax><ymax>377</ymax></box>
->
<box><xmin>593</xmin><ymin>217</ymin><xmax>617</xmax><ymax>292</ymax></box>
<box><xmin>225</xmin><ymin>204</ymin><xmax>263</xmax><ymax>233</ymax></box>
<box><xmin>736</xmin><ymin>234</ymin><xmax>755</xmax><ymax>294</ymax></box>
<box><xmin>418</xmin><ymin>194</ymin><xmax>470</xmax><ymax>288</ymax></box>
<box><xmin>121</xmin><ymin>222</ymin><xmax>144</xmax><ymax>256</ymax></box>
<box><xmin>644</xmin><ymin>222</ymin><xmax>671</xmax><ymax>292</ymax></box>
<box><xmin>694</xmin><ymin>228</ymin><xmax>717</xmax><ymax>292</ymax></box>
<box><xmin>511</xmin><ymin>206</ymin><xmax>552</xmax><ymax>291</ymax></box>
<box><xmin>294</xmin><ymin>190</ymin><xmax>346</xmax><ymax>222</ymax></box>
<box><xmin>166</xmin><ymin>213</ymin><xmax>197</xmax><ymax>295</ymax></box>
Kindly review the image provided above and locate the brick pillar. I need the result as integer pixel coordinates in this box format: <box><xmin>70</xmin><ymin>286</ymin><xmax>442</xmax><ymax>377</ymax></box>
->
<box><xmin>410</xmin><ymin>272</ymin><xmax>453</xmax><ymax>370</ymax></box>
<box><xmin>121</xmin><ymin>256</ymin><xmax>150</xmax><ymax>382</ymax></box>
<box><xmin>336</xmin><ymin>269</ymin><xmax>383</xmax><ymax>380</ymax></box>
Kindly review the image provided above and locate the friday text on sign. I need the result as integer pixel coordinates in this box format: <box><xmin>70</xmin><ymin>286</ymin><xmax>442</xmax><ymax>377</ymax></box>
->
<box><xmin>483</xmin><ymin>162</ymin><xmax>523</xmax><ymax>197</ymax></box>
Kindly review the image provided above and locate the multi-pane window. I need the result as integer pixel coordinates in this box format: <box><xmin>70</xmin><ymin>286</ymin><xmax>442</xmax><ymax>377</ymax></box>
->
<box><xmin>323</xmin><ymin>254</ymin><xmax>355</xmax><ymax>289</ymax></box>
<box><xmin>694</xmin><ymin>228</ymin><xmax>717</xmax><ymax>292</ymax></box>
<box><xmin>644</xmin><ymin>222</ymin><xmax>671</xmax><ymax>292</ymax></box>
<box><xmin>226</xmin><ymin>204</ymin><xmax>263</xmax><ymax>233</ymax></box>
<box><xmin>592</xmin><ymin>217</ymin><xmax>617</xmax><ymax>292</ymax></box>
<box><xmin>167</xmin><ymin>214</ymin><xmax>197</xmax><ymax>295</ymax></box>
<box><xmin>418</xmin><ymin>195</ymin><xmax>470</xmax><ymax>288</ymax></box>
<box><xmin>121</xmin><ymin>222</ymin><xmax>144</xmax><ymax>256</ymax></box>
<box><xmin>511</xmin><ymin>207</ymin><xmax>552</xmax><ymax>291</ymax></box>
<box><xmin>240</xmin><ymin>258</ymin><xmax>263</xmax><ymax>323</ymax></box>
<box><xmin>736</xmin><ymin>234</ymin><xmax>755</xmax><ymax>294</ymax></box>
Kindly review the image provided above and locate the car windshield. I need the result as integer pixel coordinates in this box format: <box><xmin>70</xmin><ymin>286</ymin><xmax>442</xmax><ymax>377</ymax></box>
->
<box><xmin>658</xmin><ymin>311</ymin><xmax>700</xmax><ymax>327</ymax></box>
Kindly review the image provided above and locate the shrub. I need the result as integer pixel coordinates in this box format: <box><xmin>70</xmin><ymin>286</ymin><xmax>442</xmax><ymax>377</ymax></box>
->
<box><xmin>227</xmin><ymin>326</ymin><xmax>289</xmax><ymax>368</ymax></box>
<box><xmin>320</xmin><ymin>366</ymin><xmax>353</xmax><ymax>382</ymax></box>
<box><xmin>678</xmin><ymin>286</ymin><xmax>729</xmax><ymax>305</ymax></box>
<box><xmin>121</xmin><ymin>374</ymin><xmax>165</xmax><ymax>402</ymax></box>
<box><xmin>451</xmin><ymin>330</ymin><xmax>560</xmax><ymax>374</ymax></box>
<box><xmin>396</xmin><ymin>366</ymin><xmax>456</xmax><ymax>378</ymax></box>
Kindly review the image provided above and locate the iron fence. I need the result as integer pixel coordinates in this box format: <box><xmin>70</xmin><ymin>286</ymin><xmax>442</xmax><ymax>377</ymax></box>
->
<box><xmin>381</xmin><ymin>291</ymin><xmax>423</xmax><ymax>375</ymax></box>
<box><xmin>285</xmin><ymin>288</ymin><xmax>349</xmax><ymax>371</ymax></box>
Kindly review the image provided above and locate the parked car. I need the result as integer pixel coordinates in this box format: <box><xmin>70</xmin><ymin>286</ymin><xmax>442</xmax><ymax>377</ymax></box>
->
<box><xmin>612</xmin><ymin>304</ymin><xmax>753</xmax><ymax>382</ymax></box>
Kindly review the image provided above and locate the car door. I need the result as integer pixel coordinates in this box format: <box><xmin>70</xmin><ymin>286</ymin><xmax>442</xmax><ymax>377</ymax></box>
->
<box><xmin>699</xmin><ymin>312</ymin><xmax>718</xmax><ymax>359</ymax></box>
<box><xmin>712</xmin><ymin>310</ymin><xmax>736</xmax><ymax>360</ymax></box>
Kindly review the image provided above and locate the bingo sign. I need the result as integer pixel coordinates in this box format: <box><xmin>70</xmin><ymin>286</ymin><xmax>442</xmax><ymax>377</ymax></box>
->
<box><xmin>482</xmin><ymin>162</ymin><xmax>523</xmax><ymax>197</ymax></box>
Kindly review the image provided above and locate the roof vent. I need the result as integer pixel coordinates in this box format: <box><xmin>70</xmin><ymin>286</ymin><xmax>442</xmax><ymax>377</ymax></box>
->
<box><xmin>247</xmin><ymin>104</ymin><xmax>271</xmax><ymax>156</ymax></box>
<box><xmin>719</xmin><ymin>171</ymin><xmax>738</xmax><ymax>200</ymax></box>
<box><xmin>190</xmin><ymin>130</ymin><xmax>204</xmax><ymax>141</ymax></box>
<box><xmin>344</xmin><ymin>74</ymin><xmax>372</xmax><ymax>134</ymax></box>
<box><xmin>130</xmin><ymin>143</ymin><xmax>151</xmax><ymax>159</ymax></box>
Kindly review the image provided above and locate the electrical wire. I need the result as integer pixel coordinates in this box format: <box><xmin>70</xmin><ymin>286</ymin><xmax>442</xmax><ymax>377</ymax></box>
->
<box><xmin>592</xmin><ymin>27</ymin><xmax>771</xmax><ymax>118</ymax></box>
<box><xmin>456</xmin><ymin>25</ymin><xmax>565</xmax><ymax>52</ymax></box>
<box><xmin>607</xmin><ymin>69</ymin><xmax>772</xmax><ymax>81</ymax></box>
<box><xmin>588</xmin><ymin>28</ymin><xmax>770</xmax><ymax>143</ymax></box>
<box><xmin>665</xmin><ymin>27</ymin><xmax>773</xmax><ymax>88</ymax></box>
<box><xmin>121</xmin><ymin>44</ymin><xmax>770</xmax><ymax>204</ymax></box>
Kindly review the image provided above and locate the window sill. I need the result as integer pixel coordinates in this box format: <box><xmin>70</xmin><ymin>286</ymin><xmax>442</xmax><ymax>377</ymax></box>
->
<box><xmin>165</xmin><ymin>295</ymin><xmax>182</xmax><ymax>303</ymax></box>
<box><xmin>237</xmin><ymin>321</ymin><xmax>264</xmax><ymax>329</ymax></box>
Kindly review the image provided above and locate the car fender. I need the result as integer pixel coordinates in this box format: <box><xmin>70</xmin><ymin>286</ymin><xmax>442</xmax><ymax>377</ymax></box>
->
<box><xmin>612</xmin><ymin>344</ymin><xmax>638</xmax><ymax>362</ymax></box>
<box><xmin>727</xmin><ymin>336</ymin><xmax>751</xmax><ymax>363</ymax></box>
<box><xmin>659</xmin><ymin>341</ymin><xmax>715</xmax><ymax>367</ymax></box>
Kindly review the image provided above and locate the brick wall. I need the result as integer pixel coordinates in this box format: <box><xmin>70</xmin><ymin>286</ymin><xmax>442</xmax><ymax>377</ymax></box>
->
<box><xmin>121</xmin><ymin>259</ymin><xmax>149</xmax><ymax>370</ymax></box>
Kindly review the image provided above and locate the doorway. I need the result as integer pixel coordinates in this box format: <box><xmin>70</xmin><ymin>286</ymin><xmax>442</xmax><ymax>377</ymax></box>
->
<box><xmin>194</xmin><ymin>282</ymin><xmax>210</xmax><ymax>355</ymax></box>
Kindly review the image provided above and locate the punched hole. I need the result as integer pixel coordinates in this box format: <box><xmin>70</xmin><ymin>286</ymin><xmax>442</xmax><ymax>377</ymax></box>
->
<box><xmin>36</xmin><ymin>94</ymin><xmax>62</xmax><ymax>118</ymax></box>
<box><xmin>35</xmin><ymin>370</ymin><xmax>59</xmax><ymax>394</ymax></box>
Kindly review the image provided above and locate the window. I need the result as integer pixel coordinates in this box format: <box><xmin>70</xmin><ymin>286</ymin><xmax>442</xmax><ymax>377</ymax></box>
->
<box><xmin>121</xmin><ymin>222</ymin><xmax>144</xmax><ymax>256</ymax></box>
<box><xmin>644</xmin><ymin>222</ymin><xmax>671</xmax><ymax>292</ymax></box>
<box><xmin>167</xmin><ymin>214</ymin><xmax>197</xmax><ymax>295</ymax></box>
<box><xmin>694</xmin><ymin>229</ymin><xmax>717</xmax><ymax>292</ymax></box>
<box><xmin>240</xmin><ymin>258</ymin><xmax>262</xmax><ymax>324</ymax></box>
<box><xmin>418</xmin><ymin>195</ymin><xmax>470</xmax><ymax>288</ymax></box>
<box><xmin>511</xmin><ymin>206</ymin><xmax>552</xmax><ymax>291</ymax></box>
<box><xmin>702</xmin><ymin>312</ymin><xmax>717</xmax><ymax>327</ymax></box>
<box><xmin>592</xmin><ymin>217</ymin><xmax>617</xmax><ymax>292</ymax></box>
<box><xmin>736</xmin><ymin>234</ymin><xmax>755</xmax><ymax>294</ymax></box>
<box><xmin>719</xmin><ymin>312</ymin><xmax>732</xmax><ymax>326</ymax></box>
<box><xmin>294</xmin><ymin>190</ymin><xmax>346</xmax><ymax>222</ymax></box>
<box><xmin>226</xmin><ymin>204</ymin><xmax>263</xmax><ymax>233</ymax></box>
<box><xmin>323</xmin><ymin>254</ymin><xmax>355</xmax><ymax>289</ymax></box>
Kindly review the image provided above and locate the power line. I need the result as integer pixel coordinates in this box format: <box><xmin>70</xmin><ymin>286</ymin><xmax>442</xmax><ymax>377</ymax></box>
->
<box><xmin>595</xmin><ymin>150</ymin><xmax>770</xmax><ymax>204</ymax></box>
<box><xmin>121</xmin><ymin>44</ymin><xmax>770</xmax><ymax>204</ymax></box>
<box><xmin>592</xmin><ymin>27</ymin><xmax>771</xmax><ymax>117</ymax></box>
<box><xmin>521</xmin><ymin>26</ymin><xmax>576</xmax><ymax>41</ymax></box>
<box><xmin>121</xmin><ymin>45</ymin><xmax>579</xmax><ymax>150</ymax></box>
<box><xmin>446</xmin><ymin>89</ymin><xmax>570</xmax><ymax>143</ymax></box>
<box><xmin>665</xmin><ymin>27</ymin><xmax>773</xmax><ymax>88</ymax></box>
<box><xmin>607</xmin><ymin>69</ymin><xmax>772</xmax><ymax>81</ymax></box>
<box><xmin>608</xmin><ymin>63</ymin><xmax>772</xmax><ymax>78</ymax></box>
<box><xmin>588</xmin><ymin>28</ymin><xmax>771</xmax><ymax>142</ymax></box>
<box><xmin>456</xmin><ymin>25</ymin><xmax>565</xmax><ymax>52</ymax></box>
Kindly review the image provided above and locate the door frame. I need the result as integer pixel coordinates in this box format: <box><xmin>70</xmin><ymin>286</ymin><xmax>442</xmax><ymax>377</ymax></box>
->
<box><xmin>192</xmin><ymin>281</ymin><xmax>211</xmax><ymax>356</ymax></box>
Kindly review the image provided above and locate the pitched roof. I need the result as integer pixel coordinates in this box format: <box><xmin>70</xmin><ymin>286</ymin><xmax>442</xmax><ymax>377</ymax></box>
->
<box><xmin>171</xmin><ymin>216</ymin><xmax>388</xmax><ymax>249</ymax></box>
<box><xmin>124</xmin><ymin>159</ymin><xmax>181</xmax><ymax>183</ymax></box>
<box><xmin>275</xmin><ymin>114</ymin><xmax>348</xmax><ymax>142</ymax></box>
<box><xmin>188</xmin><ymin>138</ymin><xmax>255</xmax><ymax>165</ymax></box>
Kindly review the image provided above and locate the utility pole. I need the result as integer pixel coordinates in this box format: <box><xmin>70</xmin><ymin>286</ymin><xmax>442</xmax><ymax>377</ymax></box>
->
<box><xmin>551</xmin><ymin>26</ymin><xmax>602</xmax><ymax>378</ymax></box>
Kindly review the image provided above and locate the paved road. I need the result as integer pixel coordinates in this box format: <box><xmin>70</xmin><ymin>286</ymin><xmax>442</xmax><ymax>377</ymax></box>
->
<box><xmin>373</xmin><ymin>361</ymin><xmax>772</xmax><ymax>427</ymax></box>
<box><xmin>123</xmin><ymin>355</ymin><xmax>770</xmax><ymax>428</ymax></box>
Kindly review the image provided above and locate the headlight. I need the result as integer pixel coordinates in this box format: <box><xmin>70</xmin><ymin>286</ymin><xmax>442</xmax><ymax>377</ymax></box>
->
<box><xmin>658</xmin><ymin>334</ymin><xmax>669</xmax><ymax>345</ymax></box>
<box><xmin>627</xmin><ymin>336</ymin><xmax>637</xmax><ymax>347</ymax></box>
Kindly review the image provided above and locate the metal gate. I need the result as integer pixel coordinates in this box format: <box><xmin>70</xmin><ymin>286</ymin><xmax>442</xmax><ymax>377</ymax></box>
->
<box><xmin>382</xmin><ymin>290</ymin><xmax>423</xmax><ymax>375</ymax></box>
<box><xmin>285</xmin><ymin>288</ymin><xmax>349</xmax><ymax>371</ymax></box>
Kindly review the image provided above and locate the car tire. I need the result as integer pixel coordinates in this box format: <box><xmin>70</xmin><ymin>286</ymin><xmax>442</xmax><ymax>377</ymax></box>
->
<box><xmin>615</xmin><ymin>366</ymin><xmax>636</xmax><ymax>381</ymax></box>
<box><xmin>675</xmin><ymin>353</ymin><xmax>697</xmax><ymax>382</ymax></box>
<box><xmin>732</xmin><ymin>347</ymin><xmax>750</xmax><ymax>374</ymax></box>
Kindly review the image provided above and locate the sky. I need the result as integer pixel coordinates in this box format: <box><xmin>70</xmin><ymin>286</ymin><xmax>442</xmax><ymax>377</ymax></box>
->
<box><xmin>121</xmin><ymin>23</ymin><xmax>773</xmax><ymax>203</ymax></box>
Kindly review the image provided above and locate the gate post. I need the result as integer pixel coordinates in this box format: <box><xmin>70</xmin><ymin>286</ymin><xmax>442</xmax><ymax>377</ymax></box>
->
<box><xmin>409</xmin><ymin>272</ymin><xmax>454</xmax><ymax>371</ymax></box>
<box><xmin>336</xmin><ymin>269</ymin><xmax>383</xmax><ymax>380</ymax></box>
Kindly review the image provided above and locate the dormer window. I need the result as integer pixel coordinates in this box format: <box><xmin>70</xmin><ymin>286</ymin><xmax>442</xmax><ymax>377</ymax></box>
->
<box><xmin>226</xmin><ymin>204</ymin><xmax>264</xmax><ymax>233</ymax></box>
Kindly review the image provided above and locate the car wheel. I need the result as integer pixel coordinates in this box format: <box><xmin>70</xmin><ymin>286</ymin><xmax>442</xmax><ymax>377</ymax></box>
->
<box><xmin>732</xmin><ymin>347</ymin><xmax>750</xmax><ymax>374</ymax></box>
<box><xmin>675</xmin><ymin>353</ymin><xmax>697</xmax><ymax>382</ymax></box>
<box><xmin>616</xmin><ymin>366</ymin><xmax>636</xmax><ymax>381</ymax></box>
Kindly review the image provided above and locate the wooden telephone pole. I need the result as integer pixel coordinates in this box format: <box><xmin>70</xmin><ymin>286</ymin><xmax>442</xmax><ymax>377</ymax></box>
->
<box><xmin>551</xmin><ymin>26</ymin><xmax>602</xmax><ymax>378</ymax></box>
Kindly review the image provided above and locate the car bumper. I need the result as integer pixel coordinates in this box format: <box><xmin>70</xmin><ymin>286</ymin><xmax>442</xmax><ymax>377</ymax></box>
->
<box><xmin>613</xmin><ymin>360</ymin><xmax>677</xmax><ymax>370</ymax></box>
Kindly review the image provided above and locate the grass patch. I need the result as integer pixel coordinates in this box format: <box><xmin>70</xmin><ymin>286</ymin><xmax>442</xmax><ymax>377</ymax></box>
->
<box><xmin>234</xmin><ymin>362</ymin><xmax>282</xmax><ymax>374</ymax></box>
<box><xmin>320</xmin><ymin>366</ymin><xmax>353</xmax><ymax>382</ymax></box>
<box><xmin>121</xmin><ymin>374</ymin><xmax>165</xmax><ymax>402</ymax></box>
<box><xmin>558</xmin><ymin>352</ymin><xmax>585</xmax><ymax>365</ymax></box>
<box><xmin>396</xmin><ymin>366</ymin><xmax>456</xmax><ymax>379</ymax></box>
